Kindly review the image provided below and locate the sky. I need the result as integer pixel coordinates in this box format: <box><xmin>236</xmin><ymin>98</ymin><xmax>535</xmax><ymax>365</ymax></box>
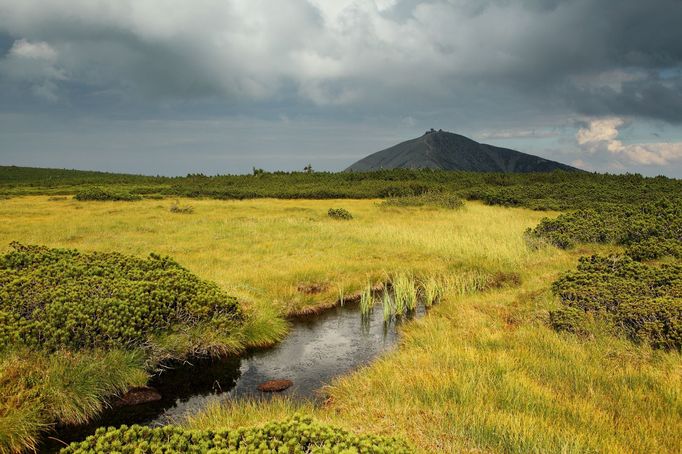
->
<box><xmin>1</xmin><ymin>0</ymin><xmax>682</xmax><ymax>177</ymax></box>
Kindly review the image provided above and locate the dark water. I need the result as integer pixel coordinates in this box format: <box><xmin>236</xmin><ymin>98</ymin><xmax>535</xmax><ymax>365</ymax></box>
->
<box><xmin>45</xmin><ymin>301</ymin><xmax>417</xmax><ymax>451</ymax></box>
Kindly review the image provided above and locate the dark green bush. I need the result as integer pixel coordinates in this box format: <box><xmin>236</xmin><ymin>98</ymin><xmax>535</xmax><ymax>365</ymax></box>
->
<box><xmin>617</xmin><ymin>298</ymin><xmax>682</xmax><ymax>349</ymax></box>
<box><xmin>551</xmin><ymin>255</ymin><xmax>682</xmax><ymax>349</ymax></box>
<box><xmin>4</xmin><ymin>166</ymin><xmax>682</xmax><ymax>210</ymax></box>
<box><xmin>74</xmin><ymin>187</ymin><xmax>142</xmax><ymax>201</ymax></box>
<box><xmin>380</xmin><ymin>192</ymin><xmax>464</xmax><ymax>209</ymax></box>
<box><xmin>0</xmin><ymin>242</ymin><xmax>241</xmax><ymax>351</ymax></box>
<box><xmin>60</xmin><ymin>415</ymin><xmax>411</xmax><ymax>454</ymax></box>
<box><xmin>328</xmin><ymin>208</ymin><xmax>353</xmax><ymax>220</ymax></box>
<box><xmin>549</xmin><ymin>306</ymin><xmax>590</xmax><ymax>335</ymax></box>
<box><xmin>529</xmin><ymin>199</ymin><xmax>681</xmax><ymax>259</ymax></box>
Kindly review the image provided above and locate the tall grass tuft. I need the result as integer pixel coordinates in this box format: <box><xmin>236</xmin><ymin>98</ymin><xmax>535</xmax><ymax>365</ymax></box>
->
<box><xmin>337</xmin><ymin>283</ymin><xmax>345</xmax><ymax>307</ymax></box>
<box><xmin>359</xmin><ymin>284</ymin><xmax>373</xmax><ymax>317</ymax></box>
<box><xmin>447</xmin><ymin>271</ymin><xmax>492</xmax><ymax>296</ymax></box>
<box><xmin>420</xmin><ymin>275</ymin><xmax>445</xmax><ymax>307</ymax></box>
<box><xmin>392</xmin><ymin>273</ymin><xmax>418</xmax><ymax>315</ymax></box>
<box><xmin>382</xmin><ymin>291</ymin><xmax>393</xmax><ymax>322</ymax></box>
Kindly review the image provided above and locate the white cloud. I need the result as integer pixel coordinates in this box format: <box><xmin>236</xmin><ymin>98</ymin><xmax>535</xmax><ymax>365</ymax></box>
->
<box><xmin>9</xmin><ymin>39</ymin><xmax>58</xmax><ymax>61</ymax></box>
<box><xmin>577</xmin><ymin>117</ymin><xmax>682</xmax><ymax>165</ymax></box>
<box><xmin>576</xmin><ymin>117</ymin><xmax>623</xmax><ymax>147</ymax></box>
<box><xmin>0</xmin><ymin>39</ymin><xmax>65</xmax><ymax>101</ymax></box>
<box><xmin>477</xmin><ymin>128</ymin><xmax>560</xmax><ymax>140</ymax></box>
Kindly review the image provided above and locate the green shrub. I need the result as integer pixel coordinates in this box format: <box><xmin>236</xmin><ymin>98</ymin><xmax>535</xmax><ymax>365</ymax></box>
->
<box><xmin>551</xmin><ymin>255</ymin><xmax>682</xmax><ymax>349</ymax></box>
<box><xmin>60</xmin><ymin>415</ymin><xmax>411</xmax><ymax>453</ymax></box>
<box><xmin>529</xmin><ymin>199</ymin><xmax>682</xmax><ymax>259</ymax></box>
<box><xmin>549</xmin><ymin>306</ymin><xmax>590</xmax><ymax>335</ymax></box>
<box><xmin>74</xmin><ymin>187</ymin><xmax>142</xmax><ymax>201</ymax></box>
<box><xmin>380</xmin><ymin>192</ymin><xmax>464</xmax><ymax>209</ymax></box>
<box><xmin>328</xmin><ymin>208</ymin><xmax>353</xmax><ymax>220</ymax></box>
<box><xmin>0</xmin><ymin>242</ymin><xmax>241</xmax><ymax>351</ymax></box>
<box><xmin>617</xmin><ymin>298</ymin><xmax>682</xmax><ymax>350</ymax></box>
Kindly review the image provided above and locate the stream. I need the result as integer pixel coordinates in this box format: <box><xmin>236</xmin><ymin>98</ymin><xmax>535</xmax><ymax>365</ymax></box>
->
<box><xmin>46</xmin><ymin>301</ymin><xmax>423</xmax><ymax>450</ymax></box>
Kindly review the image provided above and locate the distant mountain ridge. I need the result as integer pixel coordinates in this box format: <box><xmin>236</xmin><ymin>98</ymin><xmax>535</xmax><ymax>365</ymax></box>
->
<box><xmin>346</xmin><ymin>130</ymin><xmax>580</xmax><ymax>173</ymax></box>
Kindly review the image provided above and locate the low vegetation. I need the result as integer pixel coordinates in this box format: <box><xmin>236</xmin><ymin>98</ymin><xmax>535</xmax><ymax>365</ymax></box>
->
<box><xmin>0</xmin><ymin>242</ymin><xmax>241</xmax><ymax>351</ymax></box>
<box><xmin>528</xmin><ymin>198</ymin><xmax>681</xmax><ymax>255</ymax></box>
<box><xmin>3</xmin><ymin>166</ymin><xmax>681</xmax><ymax>210</ymax></box>
<box><xmin>74</xmin><ymin>187</ymin><xmax>142</xmax><ymax>201</ymax></box>
<box><xmin>529</xmin><ymin>199</ymin><xmax>682</xmax><ymax>349</ymax></box>
<box><xmin>169</xmin><ymin>200</ymin><xmax>194</xmax><ymax>214</ymax></box>
<box><xmin>1</xmin><ymin>168</ymin><xmax>681</xmax><ymax>453</ymax></box>
<box><xmin>0</xmin><ymin>242</ymin><xmax>282</xmax><ymax>453</ymax></box>
<box><xmin>62</xmin><ymin>415</ymin><xmax>411</xmax><ymax>453</ymax></box>
<box><xmin>327</xmin><ymin>207</ymin><xmax>353</xmax><ymax>220</ymax></box>
<box><xmin>551</xmin><ymin>255</ymin><xmax>682</xmax><ymax>349</ymax></box>
<box><xmin>379</xmin><ymin>192</ymin><xmax>464</xmax><ymax>209</ymax></box>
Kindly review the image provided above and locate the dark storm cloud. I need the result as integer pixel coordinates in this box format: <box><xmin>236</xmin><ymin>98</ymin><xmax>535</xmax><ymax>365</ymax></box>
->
<box><xmin>569</xmin><ymin>75</ymin><xmax>682</xmax><ymax>124</ymax></box>
<box><xmin>0</xmin><ymin>0</ymin><xmax>681</xmax><ymax>176</ymax></box>
<box><xmin>1</xmin><ymin>0</ymin><xmax>681</xmax><ymax>121</ymax></box>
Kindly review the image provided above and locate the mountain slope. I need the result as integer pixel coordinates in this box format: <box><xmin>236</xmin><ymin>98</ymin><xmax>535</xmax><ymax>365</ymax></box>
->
<box><xmin>346</xmin><ymin>130</ymin><xmax>580</xmax><ymax>172</ymax></box>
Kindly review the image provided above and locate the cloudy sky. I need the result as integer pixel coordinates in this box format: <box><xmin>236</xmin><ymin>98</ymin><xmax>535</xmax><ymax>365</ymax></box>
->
<box><xmin>1</xmin><ymin>0</ymin><xmax>682</xmax><ymax>176</ymax></box>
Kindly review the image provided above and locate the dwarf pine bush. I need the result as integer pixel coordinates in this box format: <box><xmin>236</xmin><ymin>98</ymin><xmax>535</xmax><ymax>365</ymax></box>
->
<box><xmin>0</xmin><ymin>242</ymin><xmax>241</xmax><ymax>351</ymax></box>
<box><xmin>74</xmin><ymin>187</ymin><xmax>142</xmax><ymax>201</ymax></box>
<box><xmin>551</xmin><ymin>255</ymin><xmax>682</xmax><ymax>349</ymax></box>
<box><xmin>60</xmin><ymin>415</ymin><xmax>412</xmax><ymax>453</ymax></box>
<box><xmin>328</xmin><ymin>208</ymin><xmax>353</xmax><ymax>220</ymax></box>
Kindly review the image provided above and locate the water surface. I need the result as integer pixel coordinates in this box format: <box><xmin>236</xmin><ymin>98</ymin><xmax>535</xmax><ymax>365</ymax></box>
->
<box><xmin>47</xmin><ymin>301</ymin><xmax>416</xmax><ymax>449</ymax></box>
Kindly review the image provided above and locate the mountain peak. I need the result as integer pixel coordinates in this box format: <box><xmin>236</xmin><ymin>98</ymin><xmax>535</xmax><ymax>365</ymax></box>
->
<box><xmin>345</xmin><ymin>131</ymin><xmax>579</xmax><ymax>173</ymax></box>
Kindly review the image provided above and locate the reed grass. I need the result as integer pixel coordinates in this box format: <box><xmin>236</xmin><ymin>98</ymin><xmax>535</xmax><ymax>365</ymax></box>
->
<box><xmin>420</xmin><ymin>275</ymin><xmax>444</xmax><ymax>307</ymax></box>
<box><xmin>359</xmin><ymin>284</ymin><xmax>373</xmax><ymax>317</ymax></box>
<box><xmin>382</xmin><ymin>291</ymin><xmax>393</xmax><ymax>322</ymax></box>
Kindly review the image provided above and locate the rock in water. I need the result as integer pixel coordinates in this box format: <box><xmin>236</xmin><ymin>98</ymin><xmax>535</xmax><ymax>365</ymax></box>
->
<box><xmin>114</xmin><ymin>387</ymin><xmax>162</xmax><ymax>406</ymax></box>
<box><xmin>258</xmin><ymin>379</ymin><xmax>293</xmax><ymax>392</ymax></box>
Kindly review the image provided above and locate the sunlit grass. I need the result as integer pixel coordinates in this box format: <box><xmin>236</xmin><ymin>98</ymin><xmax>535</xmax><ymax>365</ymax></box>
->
<box><xmin>186</xmin><ymin>250</ymin><xmax>682</xmax><ymax>452</ymax></box>
<box><xmin>0</xmin><ymin>197</ymin><xmax>550</xmax><ymax>318</ymax></box>
<box><xmin>3</xmin><ymin>196</ymin><xmax>679</xmax><ymax>453</ymax></box>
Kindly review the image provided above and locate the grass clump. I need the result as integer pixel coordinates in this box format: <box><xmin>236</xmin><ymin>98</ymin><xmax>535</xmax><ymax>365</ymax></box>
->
<box><xmin>169</xmin><ymin>200</ymin><xmax>194</xmax><ymax>214</ymax></box>
<box><xmin>0</xmin><ymin>348</ymin><xmax>147</xmax><ymax>454</ymax></box>
<box><xmin>74</xmin><ymin>187</ymin><xmax>142</xmax><ymax>201</ymax></box>
<box><xmin>392</xmin><ymin>273</ymin><xmax>418</xmax><ymax>313</ymax></box>
<box><xmin>327</xmin><ymin>207</ymin><xmax>353</xmax><ymax>220</ymax></box>
<box><xmin>359</xmin><ymin>284</ymin><xmax>373</xmax><ymax>317</ymax></box>
<box><xmin>420</xmin><ymin>275</ymin><xmax>446</xmax><ymax>307</ymax></box>
<box><xmin>61</xmin><ymin>415</ymin><xmax>411</xmax><ymax>453</ymax></box>
<box><xmin>551</xmin><ymin>255</ymin><xmax>682</xmax><ymax>349</ymax></box>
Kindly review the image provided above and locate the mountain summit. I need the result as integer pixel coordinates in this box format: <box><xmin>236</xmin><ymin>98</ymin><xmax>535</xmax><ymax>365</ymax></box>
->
<box><xmin>346</xmin><ymin>130</ymin><xmax>579</xmax><ymax>172</ymax></box>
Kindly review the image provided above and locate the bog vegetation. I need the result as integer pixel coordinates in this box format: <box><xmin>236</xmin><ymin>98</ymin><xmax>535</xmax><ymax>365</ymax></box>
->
<box><xmin>0</xmin><ymin>242</ymin><xmax>241</xmax><ymax>351</ymax></box>
<box><xmin>0</xmin><ymin>165</ymin><xmax>680</xmax><ymax>453</ymax></box>
<box><xmin>61</xmin><ymin>415</ymin><xmax>411</xmax><ymax>454</ymax></box>
<box><xmin>2</xmin><ymin>165</ymin><xmax>681</xmax><ymax>209</ymax></box>
<box><xmin>529</xmin><ymin>198</ymin><xmax>682</xmax><ymax>349</ymax></box>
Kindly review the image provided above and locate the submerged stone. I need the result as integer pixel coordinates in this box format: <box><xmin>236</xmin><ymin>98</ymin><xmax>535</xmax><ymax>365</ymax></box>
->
<box><xmin>258</xmin><ymin>379</ymin><xmax>293</xmax><ymax>392</ymax></box>
<box><xmin>114</xmin><ymin>387</ymin><xmax>162</xmax><ymax>406</ymax></box>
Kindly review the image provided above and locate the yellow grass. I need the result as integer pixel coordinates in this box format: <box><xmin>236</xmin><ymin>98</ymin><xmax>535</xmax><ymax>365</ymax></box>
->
<box><xmin>0</xmin><ymin>196</ymin><xmax>548</xmax><ymax>316</ymax></box>
<box><xmin>2</xmin><ymin>196</ymin><xmax>681</xmax><ymax>453</ymax></box>
<box><xmin>186</xmin><ymin>246</ymin><xmax>682</xmax><ymax>453</ymax></box>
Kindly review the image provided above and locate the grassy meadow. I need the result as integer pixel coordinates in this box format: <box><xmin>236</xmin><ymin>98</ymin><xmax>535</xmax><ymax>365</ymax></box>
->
<box><xmin>1</xmin><ymin>195</ymin><xmax>680</xmax><ymax>453</ymax></box>
<box><xmin>0</xmin><ymin>196</ymin><xmax>547</xmax><ymax>316</ymax></box>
